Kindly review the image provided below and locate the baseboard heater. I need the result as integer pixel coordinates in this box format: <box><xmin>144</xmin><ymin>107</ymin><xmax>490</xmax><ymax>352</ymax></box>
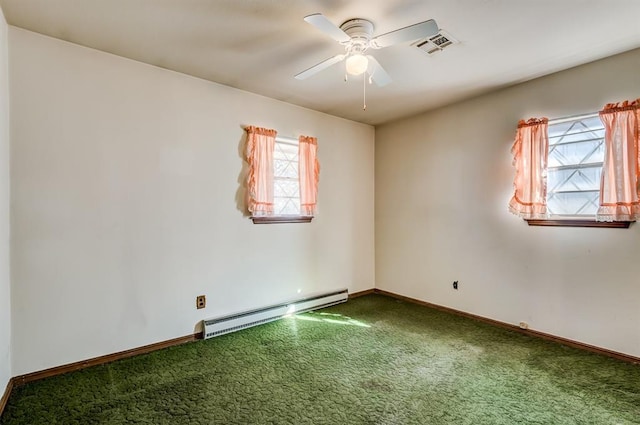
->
<box><xmin>203</xmin><ymin>288</ymin><xmax>348</xmax><ymax>339</ymax></box>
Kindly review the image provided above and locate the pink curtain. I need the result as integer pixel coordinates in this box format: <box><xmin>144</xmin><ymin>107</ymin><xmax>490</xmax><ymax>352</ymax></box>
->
<box><xmin>509</xmin><ymin>118</ymin><xmax>549</xmax><ymax>219</ymax></box>
<box><xmin>299</xmin><ymin>135</ymin><xmax>320</xmax><ymax>216</ymax></box>
<box><xmin>246</xmin><ymin>126</ymin><xmax>277</xmax><ymax>216</ymax></box>
<box><xmin>596</xmin><ymin>99</ymin><xmax>640</xmax><ymax>222</ymax></box>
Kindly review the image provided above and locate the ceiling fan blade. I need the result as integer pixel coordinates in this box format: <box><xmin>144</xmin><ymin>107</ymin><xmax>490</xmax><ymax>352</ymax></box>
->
<box><xmin>371</xmin><ymin>19</ymin><xmax>439</xmax><ymax>48</ymax></box>
<box><xmin>295</xmin><ymin>54</ymin><xmax>346</xmax><ymax>80</ymax></box>
<box><xmin>304</xmin><ymin>13</ymin><xmax>351</xmax><ymax>43</ymax></box>
<box><xmin>366</xmin><ymin>56</ymin><xmax>392</xmax><ymax>87</ymax></box>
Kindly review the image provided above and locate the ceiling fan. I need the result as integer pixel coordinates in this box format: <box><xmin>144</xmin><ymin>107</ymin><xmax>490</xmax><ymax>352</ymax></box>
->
<box><xmin>295</xmin><ymin>13</ymin><xmax>439</xmax><ymax>86</ymax></box>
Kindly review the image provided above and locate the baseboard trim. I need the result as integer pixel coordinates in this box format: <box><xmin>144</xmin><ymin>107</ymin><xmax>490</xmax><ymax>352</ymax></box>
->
<box><xmin>374</xmin><ymin>289</ymin><xmax>640</xmax><ymax>365</ymax></box>
<box><xmin>13</xmin><ymin>333</ymin><xmax>200</xmax><ymax>387</ymax></box>
<box><xmin>349</xmin><ymin>288</ymin><xmax>376</xmax><ymax>298</ymax></box>
<box><xmin>0</xmin><ymin>377</ymin><xmax>14</xmax><ymax>417</ymax></box>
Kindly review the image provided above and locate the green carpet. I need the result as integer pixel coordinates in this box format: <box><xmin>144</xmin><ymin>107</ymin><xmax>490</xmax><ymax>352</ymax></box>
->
<box><xmin>2</xmin><ymin>294</ymin><xmax>639</xmax><ymax>424</ymax></box>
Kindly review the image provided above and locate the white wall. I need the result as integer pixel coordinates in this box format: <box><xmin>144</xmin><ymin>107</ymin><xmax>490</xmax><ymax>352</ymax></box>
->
<box><xmin>0</xmin><ymin>7</ymin><xmax>11</xmax><ymax>393</ymax></box>
<box><xmin>9</xmin><ymin>28</ymin><xmax>375</xmax><ymax>375</ymax></box>
<box><xmin>376</xmin><ymin>48</ymin><xmax>640</xmax><ymax>358</ymax></box>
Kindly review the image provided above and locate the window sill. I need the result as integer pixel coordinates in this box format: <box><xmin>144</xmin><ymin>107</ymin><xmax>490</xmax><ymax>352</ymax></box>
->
<box><xmin>251</xmin><ymin>216</ymin><xmax>314</xmax><ymax>224</ymax></box>
<box><xmin>525</xmin><ymin>219</ymin><xmax>632</xmax><ymax>228</ymax></box>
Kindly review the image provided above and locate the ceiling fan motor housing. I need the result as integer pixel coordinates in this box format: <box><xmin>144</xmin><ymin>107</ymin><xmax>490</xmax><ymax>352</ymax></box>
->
<box><xmin>340</xmin><ymin>18</ymin><xmax>374</xmax><ymax>53</ymax></box>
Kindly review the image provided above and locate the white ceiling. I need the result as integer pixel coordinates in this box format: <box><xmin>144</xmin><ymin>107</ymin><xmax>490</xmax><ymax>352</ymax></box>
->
<box><xmin>1</xmin><ymin>0</ymin><xmax>640</xmax><ymax>125</ymax></box>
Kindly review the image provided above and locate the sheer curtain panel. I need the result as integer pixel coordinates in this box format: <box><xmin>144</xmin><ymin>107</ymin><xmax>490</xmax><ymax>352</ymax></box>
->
<box><xmin>298</xmin><ymin>135</ymin><xmax>320</xmax><ymax>216</ymax></box>
<box><xmin>246</xmin><ymin>126</ymin><xmax>277</xmax><ymax>216</ymax></box>
<box><xmin>509</xmin><ymin>118</ymin><xmax>549</xmax><ymax>219</ymax></box>
<box><xmin>596</xmin><ymin>99</ymin><xmax>640</xmax><ymax>222</ymax></box>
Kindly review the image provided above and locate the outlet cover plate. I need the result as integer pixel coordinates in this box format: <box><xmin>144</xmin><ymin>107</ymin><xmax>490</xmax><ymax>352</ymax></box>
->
<box><xmin>196</xmin><ymin>295</ymin><xmax>206</xmax><ymax>309</ymax></box>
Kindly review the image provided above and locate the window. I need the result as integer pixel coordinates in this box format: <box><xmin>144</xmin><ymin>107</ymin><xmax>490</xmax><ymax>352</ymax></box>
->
<box><xmin>509</xmin><ymin>99</ymin><xmax>640</xmax><ymax>228</ymax></box>
<box><xmin>273</xmin><ymin>137</ymin><xmax>301</xmax><ymax>216</ymax></box>
<box><xmin>546</xmin><ymin>114</ymin><xmax>605</xmax><ymax>217</ymax></box>
<box><xmin>245</xmin><ymin>126</ymin><xmax>319</xmax><ymax>224</ymax></box>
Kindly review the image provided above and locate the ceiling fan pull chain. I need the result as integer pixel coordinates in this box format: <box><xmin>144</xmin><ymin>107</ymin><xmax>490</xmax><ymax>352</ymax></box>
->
<box><xmin>363</xmin><ymin>73</ymin><xmax>367</xmax><ymax>110</ymax></box>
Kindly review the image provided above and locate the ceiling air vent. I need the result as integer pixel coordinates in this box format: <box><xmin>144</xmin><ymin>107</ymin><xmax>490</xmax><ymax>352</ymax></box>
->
<box><xmin>413</xmin><ymin>30</ymin><xmax>458</xmax><ymax>55</ymax></box>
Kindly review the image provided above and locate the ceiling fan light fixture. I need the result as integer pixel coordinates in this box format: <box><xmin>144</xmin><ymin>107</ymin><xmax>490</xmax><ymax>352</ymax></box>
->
<box><xmin>345</xmin><ymin>54</ymin><xmax>368</xmax><ymax>76</ymax></box>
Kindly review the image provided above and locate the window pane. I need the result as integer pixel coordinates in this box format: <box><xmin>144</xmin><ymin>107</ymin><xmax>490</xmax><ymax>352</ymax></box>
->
<box><xmin>547</xmin><ymin>191</ymin><xmax>599</xmax><ymax>216</ymax></box>
<box><xmin>548</xmin><ymin>166</ymin><xmax>601</xmax><ymax>192</ymax></box>
<box><xmin>274</xmin><ymin>178</ymin><xmax>299</xmax><ymax>198</ymax></box>
<box><xmin>546</xmin><ymin>114</ymin><xmax>604</xmax><ymax>217</ymax></box>
<box><xmin>548</xmin><ymin>139</ymin><xmax>604</xmax><ymax>168</ymax></box>
<box><xmin>273</xmin><ymin>139</ymin><xmax>301</xmax><ymax>216</ymax></box>
<box><xmin>274</xmin><ymin>159</ymin><xmax>298</xmax><ymax>179</ymax></box>
<box><xmin>274</xmin><ymin>197</ymin><xmax>301</xmax><ymax>215</ymax></box>
<box><xmin>548</xmin><ymin>116</ymin><xmax>604</xmax><ymax>144</ymax></box>
<box><xmin>274</xmin><ymin>142</ymin><xmax>298</xmax><ymax>160</ymax></box>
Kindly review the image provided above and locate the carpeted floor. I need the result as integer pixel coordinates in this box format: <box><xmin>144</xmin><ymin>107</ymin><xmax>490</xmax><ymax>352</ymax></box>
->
<box><xmin>2</xmin><ymin>294</ymin><xmax>639</xmax><ymax>424</ymax></box>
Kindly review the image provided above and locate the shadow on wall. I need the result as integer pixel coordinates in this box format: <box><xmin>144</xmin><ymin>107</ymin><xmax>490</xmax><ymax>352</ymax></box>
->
<box><xmin>235</xmin><ymin>128</ymin><xmax>250</xmax><ymax>217</ymax></box>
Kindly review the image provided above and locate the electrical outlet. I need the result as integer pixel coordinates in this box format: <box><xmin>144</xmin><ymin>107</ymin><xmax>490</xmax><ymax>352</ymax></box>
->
<box><xmin>196</xmin><ymin>295</ymin><xmax>206</xmax><ymax>309</ymax></box>
<box><xmin>453</xmin><ymin>281</ymin><xmax>458</xmax><ymax>290</ymax></box>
